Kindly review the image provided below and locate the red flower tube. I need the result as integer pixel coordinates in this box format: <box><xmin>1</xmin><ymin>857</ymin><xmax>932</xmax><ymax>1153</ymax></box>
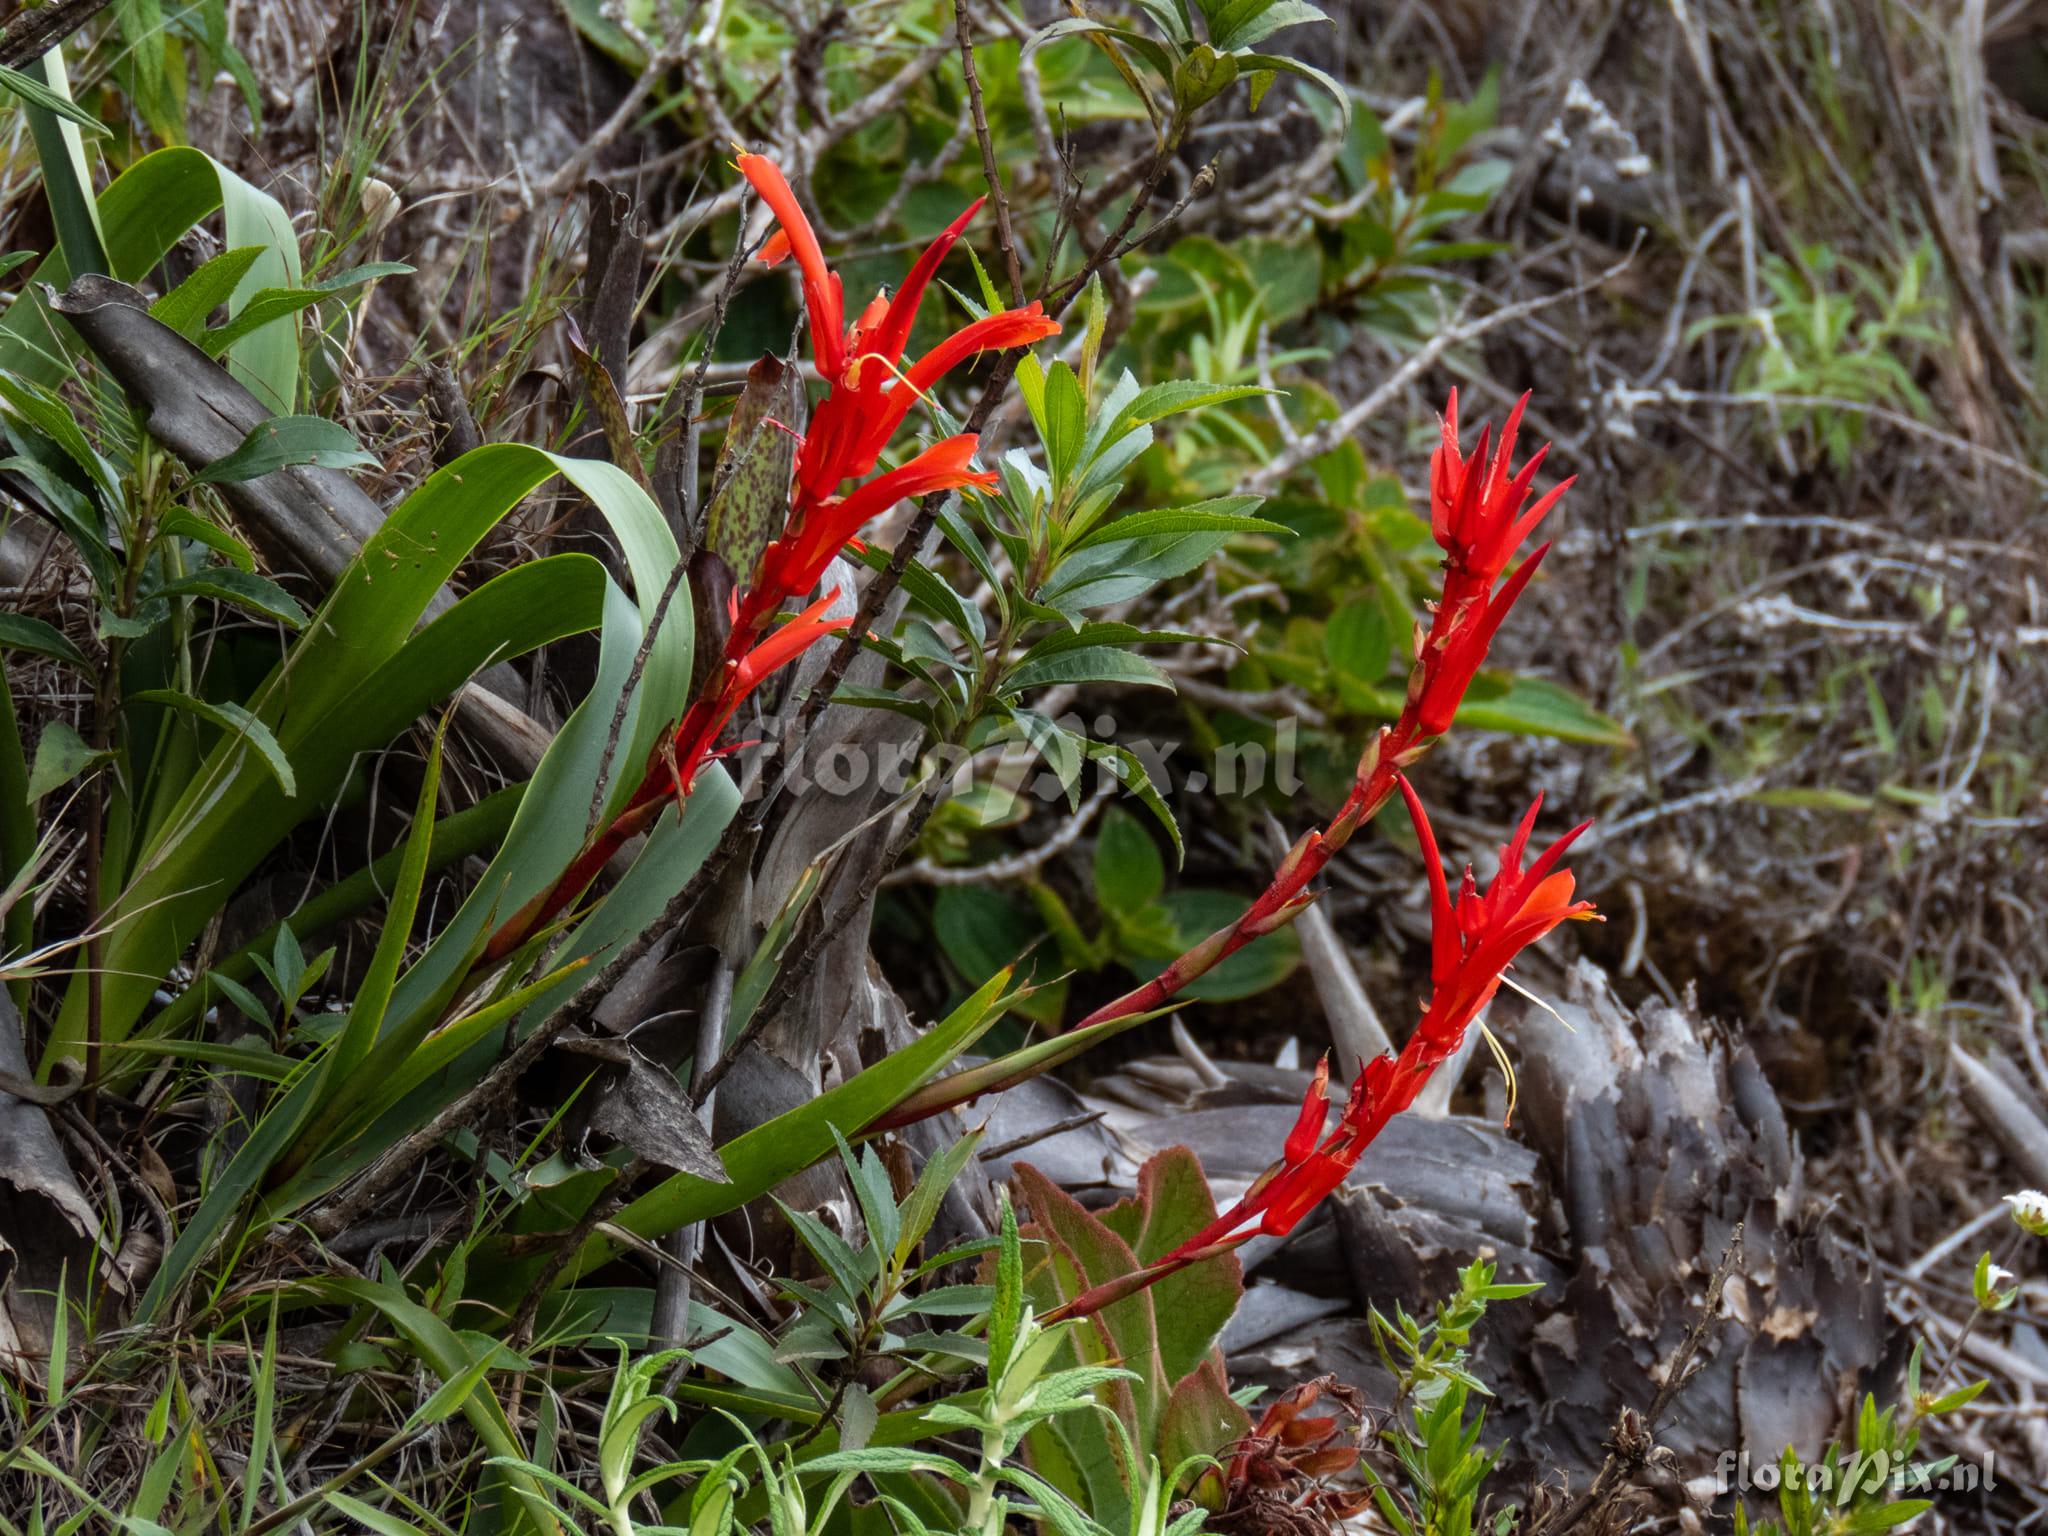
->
<box><xmin>739</xmin><ymin>434</ymin><xmax>999</xmax><ymax>638</ymax></box>
<box><xmin>480</xmin><ymin>594</ymin><xmax>854</xmax><ymax>964</ymax></box>
<box><xmin>1413</xmin><ymin>389</ymin><xmax>1574</xmax><ymax>733</ymax></box>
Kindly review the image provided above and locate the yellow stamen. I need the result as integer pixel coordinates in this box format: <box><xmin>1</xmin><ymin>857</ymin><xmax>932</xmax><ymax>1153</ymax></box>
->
<box><xmin>1478</xmin><ymin>1021</ymin><xmax>1518</xmax><ymax>1129</ymax></box>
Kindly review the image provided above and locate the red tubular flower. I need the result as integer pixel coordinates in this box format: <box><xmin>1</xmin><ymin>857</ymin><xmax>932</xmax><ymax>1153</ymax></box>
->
<box><xmin>663</xmin><ymin>591</ymin><xmax>853</xmax><ymax>799</ymax></box>
<box><xmin>1430</xmin><ymin>389</ymin><xmax>1572</xmax><ymax>597</ymax></box>
<box><xmin>738</xmin><ymin>434</ymin><xmax>999</xmax><ymax>637</ymax></box>
<box><xmin>1164</xmin><ymin>777</ymin><xmax>1596</xmax><ymax>1253</ymax></box>
<box><xmin>478</xmin><ymin>592</ymin><xmax>853</xmax><ymax>964</ymax></box>
<box><xmin>479</xmin><ymin>157</ymin><xmax>1053</xmax><ymax>969</ymax></box>
<box><xmin>736</xmin><ymin>152</ymin><xmax>1058</xmax><ymax>508</ymax></box>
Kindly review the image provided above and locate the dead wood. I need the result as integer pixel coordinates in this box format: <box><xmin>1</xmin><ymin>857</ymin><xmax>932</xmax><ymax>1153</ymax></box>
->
<box><xmin>0</xmin><ymin>990</ymin><xmax>104</xmax><ymax>1382</ymax></box>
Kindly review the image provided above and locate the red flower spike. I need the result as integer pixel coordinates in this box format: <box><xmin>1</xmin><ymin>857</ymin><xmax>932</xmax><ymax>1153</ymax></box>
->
<box><xmin>1002</xmin><ymin>393</ymin><xmax>1574</xmax><ymax>1051</ymax></box>
<box><xmin>735</xmin><ymin>151</ymin><xmax>1057</xmax><ymax>511</ymax></box>
<box><xmin>739</xmin><ymin>434</ymin><xmax>1000</xmax><ymax>637</ymax></box>
<box><xmin>1430</xmin><ymin>388</ymin><xmax>1574</xmax><ymax>599</ymax></box>
<box><xmin>480</xmin><ymin>158</ymin><xmax>1048</xmax><ymax>970</ymax></box>
<box><xmin>1155</xmin><ymin>780</ymin><xmax>1596</xmax><ymax>1256</ymax></box>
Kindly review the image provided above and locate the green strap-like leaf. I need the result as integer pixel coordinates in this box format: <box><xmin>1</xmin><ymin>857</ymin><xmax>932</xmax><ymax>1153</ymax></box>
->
<box><xmin>45</xmin><ymin>452</ymin><xmax>665</xmax><ymax>1068</ymax></box>
<box><xmin>0</xmin><ymin>63</ymin><xmax>106</xmax><ymax>134</ymax></box>
<box><xmin>190</xmin><ymin>415</ymin><xmax>378</xmax><ymax>484</ymax></box>
<box><xmin>126</xmin><ymin>690</ymin><xmax>296</xmax><ymax>795</ymax></box>
<box><xmin>557</xmin><ymin>969</ymin><xmax>1021</xmax><ymax>1287</ymax></box>
<box><xmin>329</xmin><ymin>718</ymin><xmax>444</xmax><ymax>1082</ymax></box>
<box><xmin>0</xmin><ymin>145</ymin><xmax>303</xmax><ymax>409</ymax></box>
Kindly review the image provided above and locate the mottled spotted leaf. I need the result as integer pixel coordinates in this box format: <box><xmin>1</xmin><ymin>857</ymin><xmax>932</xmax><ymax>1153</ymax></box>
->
<box><xmin>703</xmin><ymin>352</ymin><xmax>803</xmax><ymax>588</ymax></box>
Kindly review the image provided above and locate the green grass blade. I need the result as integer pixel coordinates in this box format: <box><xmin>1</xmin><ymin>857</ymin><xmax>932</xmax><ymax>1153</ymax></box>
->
<box><xmin>136</xmin><ymin>783</ymin><xmax>523</xmax><ymax>1045</ymax></box>
<box><xmin>0</xmin><ymin>664</ymin><xmax>35</xmax><ymax>1007</ymax></box>
<box><xmin>15</xmin><ymin>54</ymin><xmax>105</xmax><ymax>279</ymax></box>
<box><xmin>330</xmin><ymin>716</ymin><xmax>446</xmax><ymax>1082</ymax></box>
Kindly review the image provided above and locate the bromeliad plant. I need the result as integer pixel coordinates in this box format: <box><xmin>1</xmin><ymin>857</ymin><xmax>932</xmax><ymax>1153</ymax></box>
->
<box><xmin>2</xmin><ymin>37</ymin><xmax>1606</xmax><ymax>1521</ymax></box>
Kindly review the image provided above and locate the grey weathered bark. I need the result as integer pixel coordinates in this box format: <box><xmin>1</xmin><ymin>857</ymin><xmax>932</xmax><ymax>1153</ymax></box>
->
<box><xmin>51</xmin><ymin>276</ymin><xmax>386</xmax><ymax>584</ymax></box>
<box><xmin>0</xmin><ymin>0</ymin><xmax>113</xmax><ymax>71</ymax></box>
<box><xmin>0</xmin><ymin>991</ymin><xmax>101</xmax><ymax>1382</ymax></box>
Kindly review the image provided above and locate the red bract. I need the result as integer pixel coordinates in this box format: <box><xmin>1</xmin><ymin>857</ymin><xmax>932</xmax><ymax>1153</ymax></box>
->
<box><xmin>739</xmin><ymin>434</ymin><xmax>997</xmax><ymax>637</ymax></box>
<box><xmin>1430</xmin><ymin>389</ymin><xmax>1572</xmax><ymax>597</ymax></box>
<box><xmin>1165</xmin><ymin>778</ymin><xmax>1595</xmax><ymax>1251</ymax></box>
<box><xmin>1411</xmin><ymin>390</ymin><xmax>1573</xmax><ymax>735</ymax></box>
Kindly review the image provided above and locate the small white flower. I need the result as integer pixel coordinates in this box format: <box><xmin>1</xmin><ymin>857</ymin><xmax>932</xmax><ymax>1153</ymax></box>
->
<box><xmin>1614</xmin><ymin>153</ymin><xmax>1654</xmax><ymax>179</ymax></box>
<box><xmin>2005</xmin><ymin>1189</ymin><xmax>2048</xmax><ymax>1237</ymax></box>
<box><xmin>1985</xmin><ymin>1263</ymin><xmax>2016</xmax><ymax>1292</ymax></box>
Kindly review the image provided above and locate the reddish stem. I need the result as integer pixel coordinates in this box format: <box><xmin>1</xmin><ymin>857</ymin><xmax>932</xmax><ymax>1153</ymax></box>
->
<box><xmin>477</xmin><ymin>617</ymin><xmax>763</xmax><ymax>966</ymax></box>
<box><xmin>1064</xmin><ymin>719</ymin><xmax>1423</xmax><ymax>1034</ymax></box>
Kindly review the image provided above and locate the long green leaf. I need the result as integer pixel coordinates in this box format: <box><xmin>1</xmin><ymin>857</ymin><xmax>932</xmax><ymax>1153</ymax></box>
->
<box><xmin>559</xmin><ymin>970</ymin><xmax>1020</xmax><ymax>1286</ymax></box>
<box><xmin>330</xmin><ymin>718</ymin><xmax>445</xmax><ymax>1082</ymax></box>
<box><xmin>0</xmin><ymin>63</ymin><xmax>107</xmax><ymax>134</ymax></box>
<box><xmin>366</xmin><ymin>564</ymin><xmax>705</xmax><ymax>1053</ymax></box>
<box><xmin>138</xmin><ymin>783</ymin><xmax>523</xmax><ymax>1046</ymax></box>
<box><xmin>16</xmin><ymin>53</ymin><xmax>105</xmax><ymax>279</ymax></box>
<box><xmin>0</xmin><ymin>665</ymin><xmax>31</xmax><ymax>1004</ymax></box>
<box><xmin>46</xmin><ymin>510</ymin><xmax>640</xmax><ymax>1067</ymax></box>
<box><xmin>305</xmin><ymin>1278</ymin><xmax>561</xmax><ymax>1535</ymax></box>
<box><xmin>126</xmin><ymin>690</ymin><xmax>295</xmax><ymax>795</ymax></box>
<box><xmin>867</xmin><ymin>999</ymin><xmax>1174</xmax><ymax>1133</ymax></box>
<box><xmin>133</xmin><ymin>1052</ymin><xmax>329</xmax><ymax>1321</ymax></box>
